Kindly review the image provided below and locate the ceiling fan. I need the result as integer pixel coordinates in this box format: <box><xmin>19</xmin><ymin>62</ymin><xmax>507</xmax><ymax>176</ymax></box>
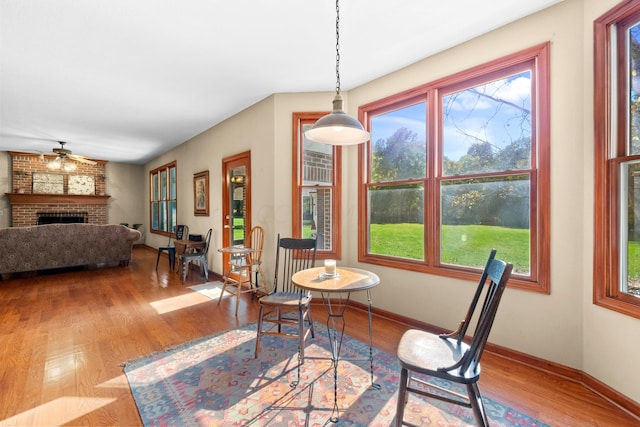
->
<box><xmin>49</xmin><ymin>141</ymin><xmax>97</xmax><ymax>167</ymax></box>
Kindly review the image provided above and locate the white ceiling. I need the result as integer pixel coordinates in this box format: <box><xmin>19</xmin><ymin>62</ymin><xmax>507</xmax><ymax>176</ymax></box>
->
<box><xmin>0</xmin><ymin>0</ymin><xmax>562</xmax><ymax>164</ymax></box>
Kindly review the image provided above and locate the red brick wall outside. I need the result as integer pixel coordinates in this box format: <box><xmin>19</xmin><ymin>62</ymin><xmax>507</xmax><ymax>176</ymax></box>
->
<box><xmin>302</xmin><ymin>150</ymin><xmax>333</xmax><ymax>251</ymax></box>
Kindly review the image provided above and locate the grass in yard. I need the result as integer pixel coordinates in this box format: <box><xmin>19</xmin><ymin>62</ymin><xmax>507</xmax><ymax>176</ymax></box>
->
<box><xmin>370</xmin><ymin>223</ymin><xmax>530</xmax><ymax>274</ymax></box>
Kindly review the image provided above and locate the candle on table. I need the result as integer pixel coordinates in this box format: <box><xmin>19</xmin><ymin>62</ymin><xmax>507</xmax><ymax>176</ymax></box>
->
<box><xmin>324</xmin><ymin>259</ymin><xmax>336</xmax><ymax>276</ymax></box>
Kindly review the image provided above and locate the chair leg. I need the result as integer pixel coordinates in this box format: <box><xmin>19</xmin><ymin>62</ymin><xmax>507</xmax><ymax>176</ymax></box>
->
<box><xmin>168</xmin><ymin>248</ymin><xmax>176</xmax><ymax>271</ymax></box>
<box><xmin>255</xmin><ymin>305</ymin><xmax>264</xmax><ymax>358</ymax></box>
<box><xmin>202</xmin><ymin>257</ymin><xmax>208</xmax><ymax>281</ymax></box>
<box><xmin>307</xmin><ymin>307</ymin><xmax>315</xmax><ymax>338</ymax></box>
<box><xmin>218</xmin><ymin>277</ymin><xmax>230</xmax><ymax>306</ymax></box>
<box><xmin>467</xmin><ymin>382</ymin><xmax>489</xmax><ymax>427</ymax></box>
<box><xmin>234</xmin><ymin>280</ymin><xmax>241</xmax><ymax>317</ymax></box>
<box><xmin>395</xmin><ymin>367</ymin><xmax>409</xmax><ymax>427</ymax></box>
<box><xmin>181</xmin><ymin>259</ymin><xmax>188</xmax><ymax>283</ymax></box>
<box><xmin>155</xmin><ymin>250</ymin><xmax>162</xmax><ymax>270</ymax></box>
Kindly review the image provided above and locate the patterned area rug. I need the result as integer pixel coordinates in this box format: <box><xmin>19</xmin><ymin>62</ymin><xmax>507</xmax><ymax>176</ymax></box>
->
<box><xmin>124</xmin><ymin>323</ymin><xmax>550</xmax><ymax>427</ymax></box>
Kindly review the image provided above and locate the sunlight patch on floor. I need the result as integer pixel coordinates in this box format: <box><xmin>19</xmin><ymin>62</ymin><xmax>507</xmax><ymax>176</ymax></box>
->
<box><xmin>97</xmin><ymin>373</ymin><xmax>130</xmax><ymax>389</ymax></box>
<box><xmin>0</xmin><ymin>397</ymin><xmax>115</xmax><ymax>426</ymax></box>
<box><xmin>188</xmin><ymin>281</ymin><xmax>224</xmax><ymax>300</ymax></box>
<box><xmin>149</xmin><ymin>292</ymin><xmax>210</xmax><ymax>314</ymax></box>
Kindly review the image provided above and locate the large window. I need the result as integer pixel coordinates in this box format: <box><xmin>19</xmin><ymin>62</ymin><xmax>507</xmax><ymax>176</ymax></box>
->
<box><xmin>292</xmin><ymin>112</ymin><xmax>342</xmax><ymax>259</ymax></box>
<box><xmin>594</xmin><ymin>1</ymin><xmax>640</xmax><ymax>318</ymax></box>
<box><xmin>150</xmin><ymin>161</ymin><xmax>177</xmax><ymax>236</ymax></box>
<box><xmin>359</xmin><ymin>44</ymin><xmax>550</xmax><ymax>292</ymax></box>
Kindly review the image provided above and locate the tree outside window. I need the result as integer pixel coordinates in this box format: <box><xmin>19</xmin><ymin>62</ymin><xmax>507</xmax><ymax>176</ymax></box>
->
<box><xmin>359</xmin><ymin>44</ymin><xmax>550</xmax><ymax>292</ymax></box>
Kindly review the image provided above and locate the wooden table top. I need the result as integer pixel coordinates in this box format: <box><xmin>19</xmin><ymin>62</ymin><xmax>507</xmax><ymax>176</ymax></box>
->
<box><xmin>217</xmin><ymin>246</ymin><xmax>254</xmax><ymax>254</ymax></box>
<box><xmin>292</xmin><ymin>266</ymin><xmax>379</xmax><ymax>293</ymax></box>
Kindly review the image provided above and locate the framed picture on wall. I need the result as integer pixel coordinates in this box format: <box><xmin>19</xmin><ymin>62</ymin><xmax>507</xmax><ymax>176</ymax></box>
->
<box><xmin>32</xmin><ymin>173</ymin><xmax>64</xmax><ymax>194</ymax></box>
<box><xmin>194</xmin><ymin>170</ymin><xmax>209</xmax><ymax>216</ymax></box>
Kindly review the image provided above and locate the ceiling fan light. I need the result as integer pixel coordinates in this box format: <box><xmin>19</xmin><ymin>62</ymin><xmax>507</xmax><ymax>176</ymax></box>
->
<box><xmin>305</xmin><ymin>94</ymin><xmax>370</xmax><ymax>145</ymax></box>
<box><xmin>47</xmin><ymin>158</ymin><xmax>61</xmax><ymax>170</ymax></box>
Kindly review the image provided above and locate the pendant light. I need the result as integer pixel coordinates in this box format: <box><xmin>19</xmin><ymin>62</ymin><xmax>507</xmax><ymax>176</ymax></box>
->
<box><xmin>305</xmin><ymin>0</ymin><xmax>370</xmax><ymax>145</ymax></box>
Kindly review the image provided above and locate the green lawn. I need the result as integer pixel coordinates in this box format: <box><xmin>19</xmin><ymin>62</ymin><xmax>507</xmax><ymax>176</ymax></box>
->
<box><xmin>370</xmin><ymin>223</ymin><xmax>530</xmax><ymax>274</ymax></box>
<box><xmin>629</xmin><ymin>241</ymin><xmax>640</xmax><ymax>280</ymax></box>
<box><xmin>302</xmin><ymin>222</ymin><xmax>530</xmax><ymax>272</ymax></box>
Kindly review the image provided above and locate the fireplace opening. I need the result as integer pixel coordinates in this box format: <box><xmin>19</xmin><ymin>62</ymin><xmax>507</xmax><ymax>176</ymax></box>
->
<box><xmin>37</xmin><ymin>212</ymin><xmax>89</xmax><ymax>225</ymax></box>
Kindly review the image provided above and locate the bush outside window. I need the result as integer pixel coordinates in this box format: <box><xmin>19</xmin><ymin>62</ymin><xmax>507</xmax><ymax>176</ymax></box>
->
<box><xmin>358</xmin><ymin>44</ymin><xmax>550</xmax><ymax>292</ymax></box>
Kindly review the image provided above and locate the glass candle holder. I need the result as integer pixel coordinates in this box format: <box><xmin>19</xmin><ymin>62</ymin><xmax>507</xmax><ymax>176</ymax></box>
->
<box><xmin>324</xmin><ymin>259</ymin><xmax>337</xmax><ymax>276</ymax></box>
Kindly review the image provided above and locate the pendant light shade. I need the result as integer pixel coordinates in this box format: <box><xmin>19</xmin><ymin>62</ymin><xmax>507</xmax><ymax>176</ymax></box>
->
<box><xmin>305</xmin><ymin>94</ymin><xmax>370</xmax><ymax>145</ymax></box>
<box><xmin>304</xmin><ymin>0</ymin><xmax>370</xmax><ymax>146</ymax></box>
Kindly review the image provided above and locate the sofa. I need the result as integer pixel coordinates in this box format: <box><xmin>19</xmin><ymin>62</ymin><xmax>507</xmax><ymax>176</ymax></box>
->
<box><xmin>0</xmin><ymin>223</ymin><xmax>141</xmax><ymax>278</ymax></box>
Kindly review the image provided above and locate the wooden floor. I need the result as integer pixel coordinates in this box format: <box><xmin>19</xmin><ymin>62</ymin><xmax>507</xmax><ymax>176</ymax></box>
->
<box><xmin>0</xmin><ymin>246</ymin><xmax>637</xmax><ymax>426</ymax></box>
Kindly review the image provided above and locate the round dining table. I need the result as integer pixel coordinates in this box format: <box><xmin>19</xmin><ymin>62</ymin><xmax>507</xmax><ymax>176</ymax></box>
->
<box><xmin>291</xmin><ymin>266</ymin><xmax>380</xmax><ymax>422</ymax></box>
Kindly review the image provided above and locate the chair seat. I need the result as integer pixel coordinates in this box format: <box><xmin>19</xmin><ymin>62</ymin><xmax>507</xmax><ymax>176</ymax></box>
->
<box><xmin>230</xmin><ymin>259</ymin><xmax>261</xmax><ymax>268</ymax></box>
<box><xmin>259</xmin><ymin>292</ymin><xmax>311</xmax><ymax>307</ymax></box>
<box><xmin>397</xmin><ymin>329</ymin><xmax>479</xmax><ymax>384</ymax></box>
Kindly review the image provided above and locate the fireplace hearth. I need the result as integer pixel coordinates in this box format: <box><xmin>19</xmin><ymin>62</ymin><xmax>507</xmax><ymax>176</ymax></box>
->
<box><xmin>37</xmin><ymin>212</ymin><xmax>89</xmax><ymax>225</ymax></box>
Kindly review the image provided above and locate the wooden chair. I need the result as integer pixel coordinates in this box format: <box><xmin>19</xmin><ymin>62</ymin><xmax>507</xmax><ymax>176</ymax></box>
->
<box><xmin>254</xmin><ymin>235</ymin><xmax>317</xmax><ymax>359</ymax></box>
<box><xmin>179</xmin><ymin>228</ymin><xmax>212</xmax><ymax>283</ymax></box>
<box><xmin>218</xmin><ymin>225</ymin><xmax>268</xmax><ymax>316</ymax></box>
<box><xmin>155</xmin><ymin>224</ymin><xmax>188</xmax><ymax>271</ymax></box>
<box><xmin>395</xmin><ymin>249</ymin><xmax>513</xmax><ymax>427</ymax></box>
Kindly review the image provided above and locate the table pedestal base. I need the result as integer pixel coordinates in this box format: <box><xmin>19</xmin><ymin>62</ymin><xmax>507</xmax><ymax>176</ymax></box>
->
<box><xmin>293</xmin><ymin>289</ymin><xmax>380</xmax><ymax>422</ymax></box>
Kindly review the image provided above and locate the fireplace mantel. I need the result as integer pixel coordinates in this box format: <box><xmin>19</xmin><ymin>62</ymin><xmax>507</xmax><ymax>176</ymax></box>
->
<box><xmin>5</xmin><ymin>193</ymin><xmax>111</xmax><ymax>205</ymax></box>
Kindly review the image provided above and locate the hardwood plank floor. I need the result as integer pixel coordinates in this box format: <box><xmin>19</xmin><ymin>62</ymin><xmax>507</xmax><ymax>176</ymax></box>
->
<box><xmin>0</xmin><ymin>246</ymin><xmax>637</xmax><ymax>426</ymax></box>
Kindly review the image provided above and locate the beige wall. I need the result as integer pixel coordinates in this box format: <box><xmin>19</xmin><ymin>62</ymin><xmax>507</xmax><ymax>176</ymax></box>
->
<box><xmin>105</xmin><ymin>162</ymin><xmax>146</xmax><ymax>231</ymax></box>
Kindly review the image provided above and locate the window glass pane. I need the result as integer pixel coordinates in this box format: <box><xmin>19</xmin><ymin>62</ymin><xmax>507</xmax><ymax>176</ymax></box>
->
<box><xmin>302</xmin><ymin>133</ymin><xmax>333</xmax><ymax>186</ymax></box>
<box><xmin>168</xmin><ymin>200</ymin><xmax>177</xmax><ymax>234</ymax></box>
<box><xmin>151</xmin><ymin>202</ymin><xmax>159</xmax><ymax>230</ymax></box>
<box><xmin>621</xmin><ymin>161</ymin><xmax>640</xmax><ymax>297</ymax></box>
<box><xmin>370</xmin><ymin>102</ymin><xmax>427</xmax><ymax>183</ymax></box>
<box><xmin>440</xmin><ymin>175</ymin><xmax>530</xmax><ymax>273</ymax></box>
<box><xmin>169</xmin><ymin>166</ymin><xmax>177</xmax><ymax>199</ymax></box>
<box><xmin>629</xmin><ymin>22</ymin><xmax>640</xmax><ymax>155</ymax></box>
<box><xmin>152</xmin><ymin>173</ymin><xmax>159</xmax><ymax>201</ymax></box>
<box><xmin>160</xmin><ymin>170</ymin><xmax>167</xmax><ymax>199</ymax></box>
<box><xmin>159</xmin><ymin>201</ymin><xmax>167</xmax><ymax>232</ymax></box>
<box><xmin>368</xmin><ymin>183</ymin><xmax>424</xmax><ymax>259</ymax></box>
<box><xmin>442</xmin><ymin>72</ymin><xmax>532</xmax><ymax>176</ymax></box>
<box><xmin>302</xmin><ymin>186</ymin><xmax>332</xmax><ymax>249</ymax></box>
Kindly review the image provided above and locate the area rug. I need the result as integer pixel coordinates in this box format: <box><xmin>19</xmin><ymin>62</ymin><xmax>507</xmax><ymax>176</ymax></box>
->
<box><xmin>188</xmin><ymin>281</ymin><xmax>224</xmax><ymax>300</ymax></box>
<box><xmin>123</xmin><ymin>323</ymin><xmax>551</xmax><ymax>427</ymax></box>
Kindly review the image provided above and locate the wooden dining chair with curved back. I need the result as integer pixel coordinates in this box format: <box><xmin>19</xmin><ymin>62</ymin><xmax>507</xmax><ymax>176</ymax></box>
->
<box><xmin>395</xmin><ymin>249</ymin><xmax>513</xmax><ymax>427</ymax></box>
<box><xmin>218</xmin><ymin>225</ymin><xmax>268</xmax><ymax>316</ymax></box>
<box><xmin>179</xmin><ymin>228</ymin><xmax>212</xmax><ymax>283</ymax></box>
<box><xmin>254</xmin><ymin>234</ymin><xmax>317</xmax><ymax>359</ymax></box>
<box><xmin>155</xmin><ymin>224</ymin><xmax>188</xmax><ymax>271</ymax></box>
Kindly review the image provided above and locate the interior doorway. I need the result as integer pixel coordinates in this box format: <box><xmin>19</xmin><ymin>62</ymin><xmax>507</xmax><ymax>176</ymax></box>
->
<box><xmin>221</xmin><ymin>151</ymin><xmax>251</xmax><ymax>267</ymax></box>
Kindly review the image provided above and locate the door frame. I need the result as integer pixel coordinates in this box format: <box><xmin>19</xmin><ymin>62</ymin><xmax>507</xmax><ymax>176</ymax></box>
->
<box><xmin>221</xmin><ymin>151</ymin><xmax>252</xmax><ymax>267</ymax></box>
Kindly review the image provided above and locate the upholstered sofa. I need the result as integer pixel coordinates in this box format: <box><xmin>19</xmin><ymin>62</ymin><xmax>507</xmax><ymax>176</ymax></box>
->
<box><xmin>0</xmin><ymin>223</ymin><xmax>141</xmax><ymax>278</ymax></box>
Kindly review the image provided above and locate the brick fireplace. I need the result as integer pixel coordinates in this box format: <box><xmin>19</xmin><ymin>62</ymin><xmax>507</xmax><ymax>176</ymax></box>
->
<box><xmin>6</xmin><ymin>152</ymin><xmax>109</xmax><ymax>227</ymax></box>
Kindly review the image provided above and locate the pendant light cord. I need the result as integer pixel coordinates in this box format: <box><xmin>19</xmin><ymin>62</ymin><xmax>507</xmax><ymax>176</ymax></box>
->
<box><xmin>335</xmin><ymin>0</ymin><xmax>341</xmax><ymax>95</ymax></box>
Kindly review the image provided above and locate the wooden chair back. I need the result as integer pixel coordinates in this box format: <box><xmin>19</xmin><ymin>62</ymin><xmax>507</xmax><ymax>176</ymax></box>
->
<box><xmin>272</xmin><ymin>235</ymin><xmax>317</xmax><ymax>294</ymax></box>
<box><xmin>441</xmin><ymin>248</ymin><xmax>513</xmax><ymax>375</ymax></box>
